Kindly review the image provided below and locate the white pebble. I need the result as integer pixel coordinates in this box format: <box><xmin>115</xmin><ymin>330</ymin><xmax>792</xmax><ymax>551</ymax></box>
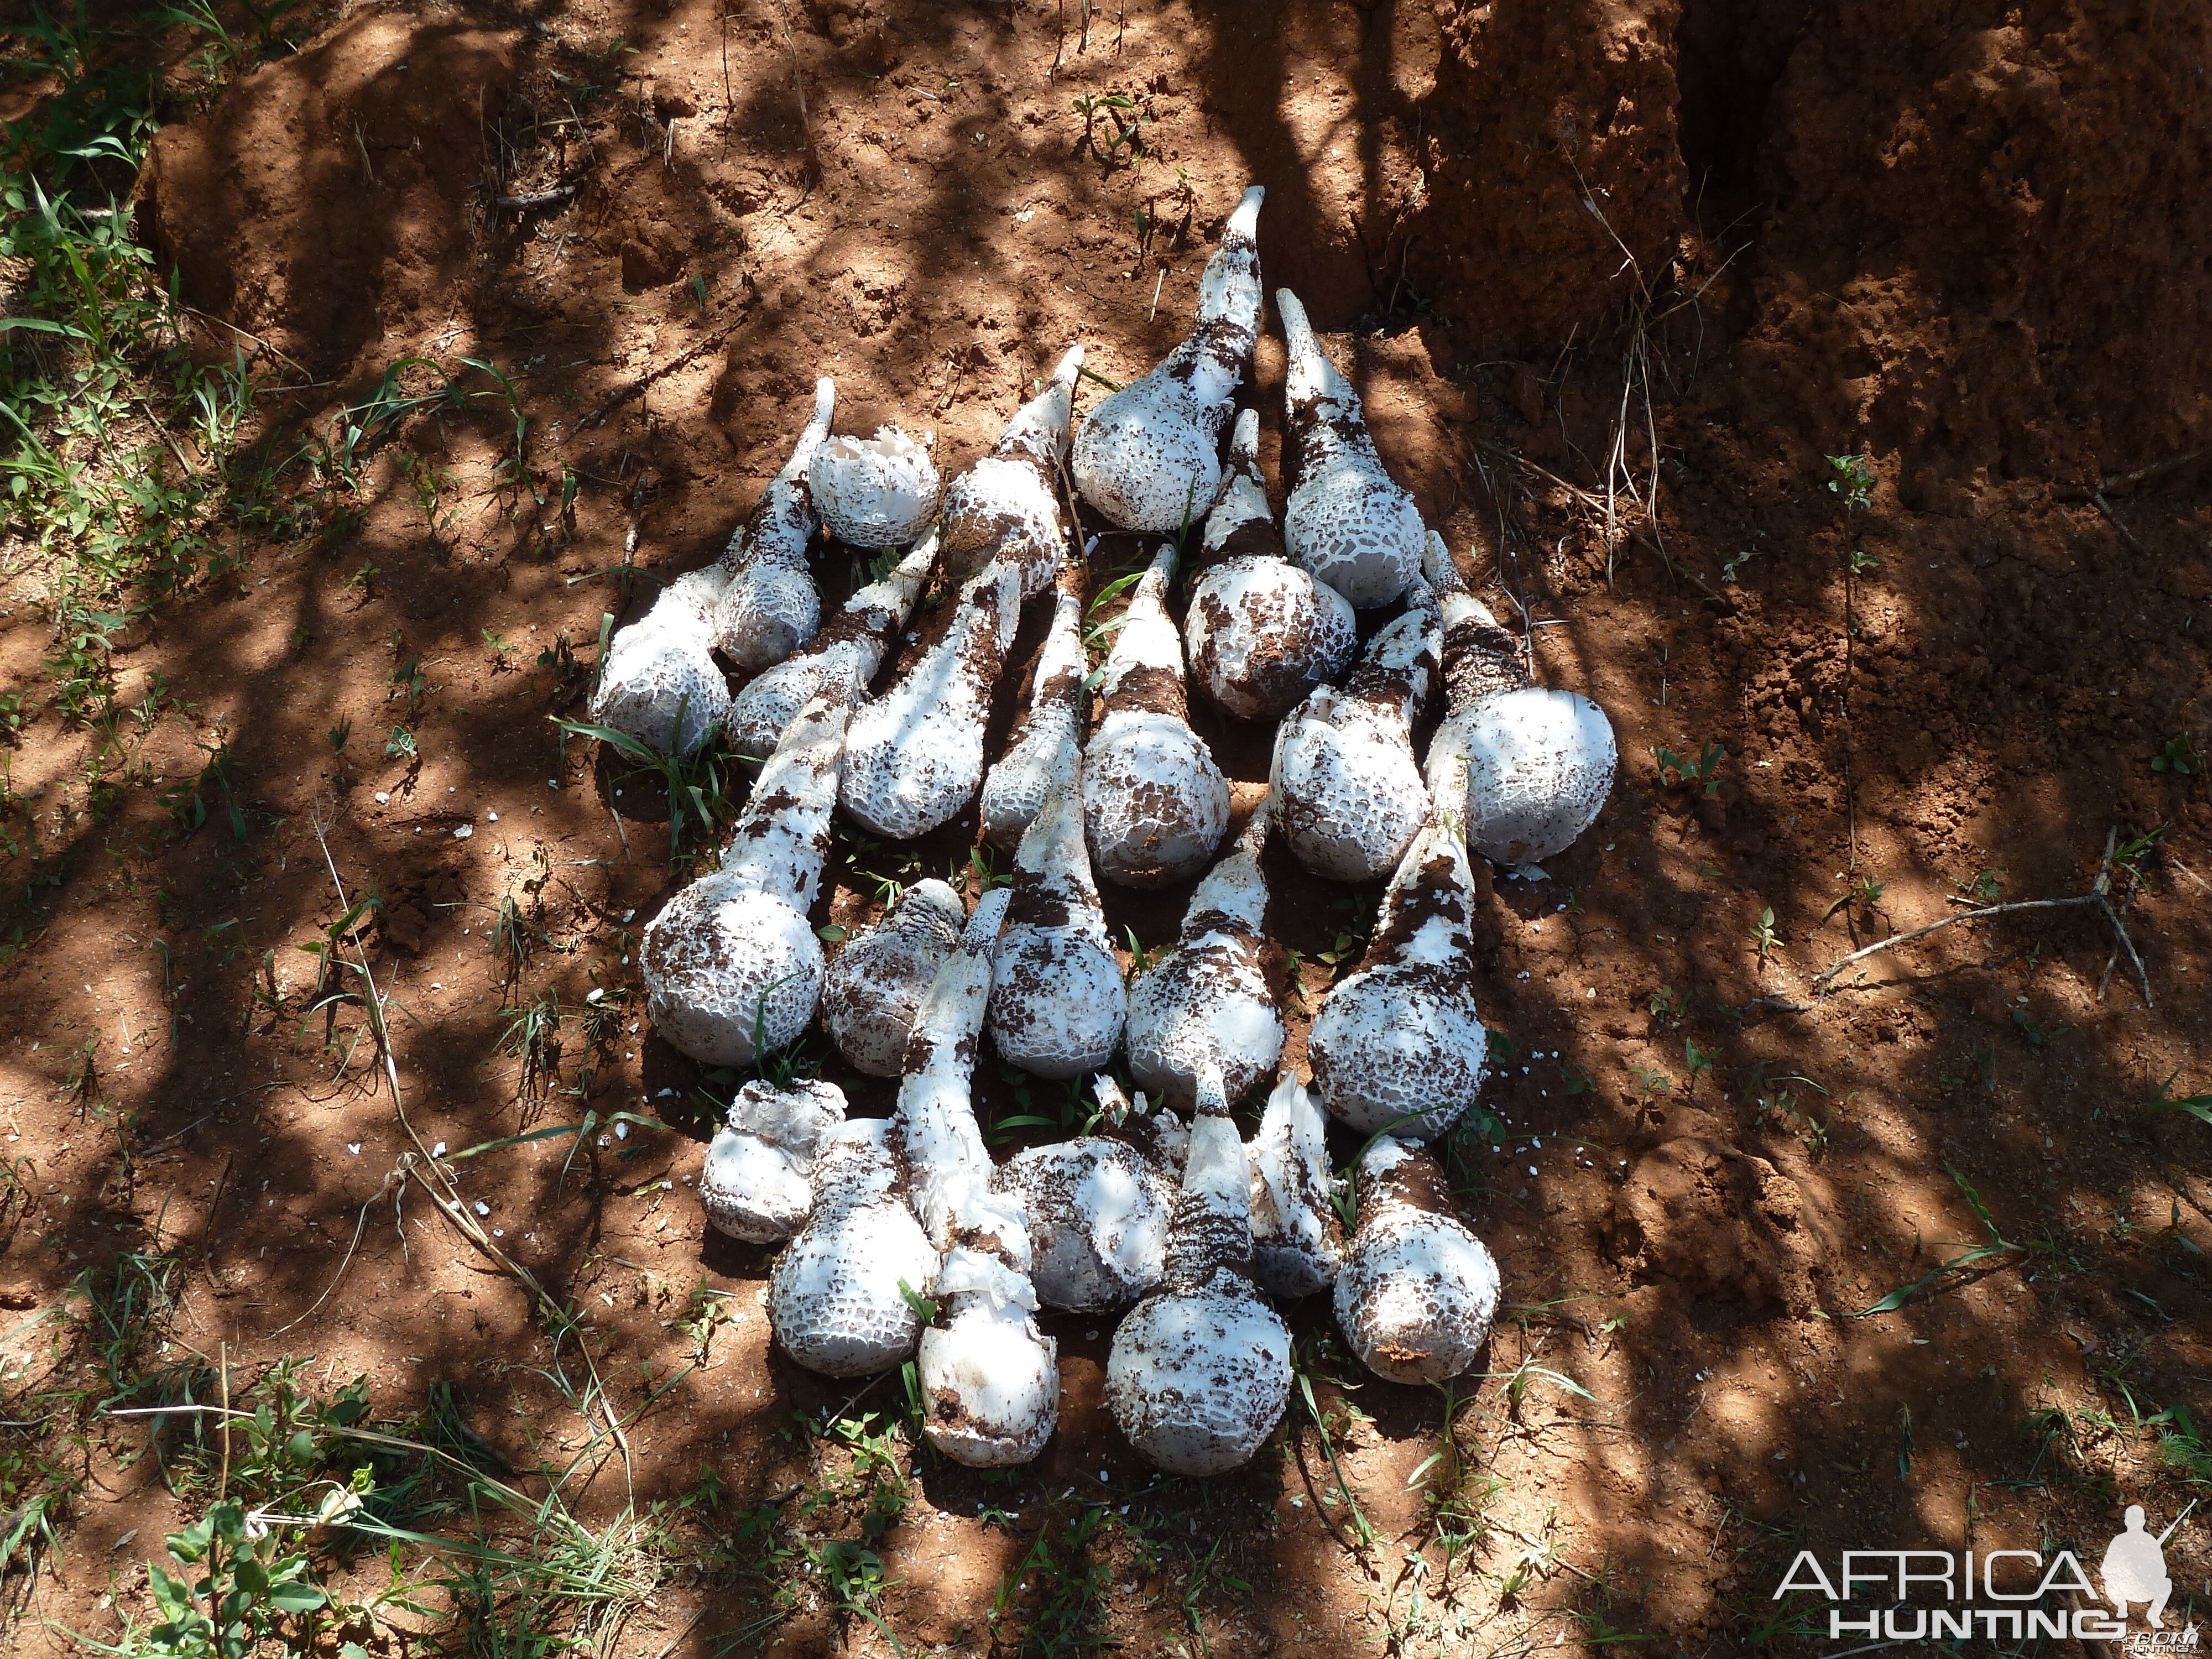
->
<box><xmin>453</xmin><ymin>824</ymin><xmax>473</xmax><ymax>840</ymax></box>
<box><xmin>492</xmin><ymin>1228</ymin><xmax>504</xmax><ymax>1238</ymax></box>
<box><xmin>586</xmin><ymin>988</ymin><xmax>606</xmax><ymax>1004</ymax></box>
<box><xmin>347</xmin><ymin>1142</ymin><xmax>361</xmax><ymax>1155</ymax></box>
<box><xmin>474</xmin><ymin>1200</ymin><xmax>491</xmax><ymax>1217</ymax></box>
<box><xmin>1528</xmin><ymin>1166</ymin><xmax>1538</xmax><ymax>1177</ymax></box>
<box><xmin>374</xmin><ymin>791</ymin><xmax>390</xmax><ymax>805</ymax></box>
<box><xmin>614</xmin><ymin>1121</ymin><xmax>628</xmax><ymax>1140</ymax></box>
<box><xmin>432</xmin><ymin>1141</ymin><xmax>447</xmax><ymax>1157</ymax></box>
<box><xmin>487</xmin><ymin>811</ymin><xmax>499</xmax><ymax>822</ymax></box>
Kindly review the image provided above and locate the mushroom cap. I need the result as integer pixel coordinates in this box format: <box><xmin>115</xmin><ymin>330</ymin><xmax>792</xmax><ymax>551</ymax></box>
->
<box><xmin>1430</xmin><ymin>688</ymin><xmax>1617</xmax><ymax>865</ymax></box>
<box><xmin>642</xmin><ymin>883</ymin><xmax>822</xmax><ymax>1066</ymax></box>
<box><xmin>700</xmin><ymin>1078</ymin><xmax>849</xmax><ymax>1243</ymax></box>
<box><xmin>769</xmin><ymin>1123</ymin><xmax>940</xmax><ymax>1377</ymax></box>
<box><xmin>1105</xmin><ymin>1281</ymin><xmax>1293</xmax><ymax>1474</ymax></box>
<box><xmin>714</xmin><ymin>561</ymin><xmax>821</xmax><ymax>675</ymax></box>
<box><xmin>1285</xmin><ymin>467</ymin><xmax>1423</xmax><ymax>609</ymax></box>
<box><xmin>1335</xmin><ymin>1210</ymin><xmax>1499</xmax><ymax>1385</ymax></box>
<box><xmin>987</xmin><ymin>926</ymin><xmax>1128</xmax><ymax>1079</ymax></box>
<box><xmin>822</xmin><ymin>880</ymin><xmax>967</xmax><ymax>1077</ymax></box>
<box><xmin>1185</xmin><ymin>556</ymin><xmax>1358</xmax><ymax>721</ymax></box>
<box><xmin>1072</xmin><ymin>384</ymin><xmax>1227</xmax><ymax>534</ymax></box>
<box><xmin>994</xmin><ymin>1138</ymin><xmax>1175</xmax><ymax>1311</ymax></box>
<box><xmin>917</xmin><ymin>1286</ymin><xmax>1060</xmax><ymax>1465</ymax></box>
<box><xmin>1083</xmin><ymin>713</ymin><xmax>1231</xmax><ymax>889</ymax></box>
<box><xmin>939</xmin><ymin>456</ymin><xmax>1067</xmax><ymax>599</ymax></box>
<box><xmin>1125</xmin><ymin>942</ymin><xmax>1283</xmax><ymax>1110</ymax></box>
<box><xmin>588</xmin><ymin>569</ymin><xmax>732</xmax><ymax>757</ymax></box>
<box><xmin>1272</xmin><ymin>696</ymin><xmax>1430</xmax><ymax>884</ymax></box>
<box><xmin>700</xmin><ymin>1131</ymin><xmax>812</xmax><ymax>1243</ymax></box>
<box><xmin>812</xmin><ymin>428</ymin><xmax>942</xmax><ymax>549</ymax></box>
<box><xmin>1307</xmin><ymin>962</ymin><xmax>1487</xmax><ymax>1140</ymax></box>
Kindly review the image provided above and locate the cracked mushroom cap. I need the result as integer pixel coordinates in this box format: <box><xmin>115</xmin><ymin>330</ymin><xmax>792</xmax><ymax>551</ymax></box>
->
<box><xmin>994</xmin><ymin>1136</ymin><xmax>1176</xmax><ymax>1311</ymax></box>
<box><xmin>699</xmin><ymin>1078</ymin><xmax>849</xmax><ymax>1243</ymax></box>
<box><xmin>769</xmin><ymin>1119</ymin><xmax>941</xmax><ymax>1377</ymax></box>
<box><xmin>1105</xmin><ymin>1066</ymin><xmax>1292</xmax><ymax>1475</ymax></box>
<box><xmin>643</xmin><ymin>881</ymin><xmax>821</xmax><ymax>1067</ymax></box>
<box><xmin>1187</xmin><ymin>556</ymin><xmax>1358</xmax><ymax>722</ymax></box>
<box><xmin>822</xmin><ymin>879</ymin><xmax>968</xmax><ymax>1077</ymax></box>
<box><xmin>587</xmin><ymin>568</ymin><xmax>732</xmax><ymax>758</ymax></box>
<box><xmin>1334</xmin><ymin>1139</ymin><xmax>1499</xmax><ymax>1385</ymax></box>
<box><xmin>1083</xmin><ymin>714</ymin><xmax>1231</xmax><ymax>890</ymax></box>
<box><xmin>811</xmin><ymin>427</ymin><xmax>942</xmax><ymax>549</ymax></box>
<box><xmin>1428</xmin><ymin>689</ymin><xmax>1618</xmax><ymax>865</ymax></box>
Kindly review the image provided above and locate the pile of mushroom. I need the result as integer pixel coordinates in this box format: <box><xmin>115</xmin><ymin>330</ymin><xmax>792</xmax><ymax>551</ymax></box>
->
<box><xmin>586</xmin><ymin>187</ymin><xmax>1619</xmax><ymax>1476</ymax></box>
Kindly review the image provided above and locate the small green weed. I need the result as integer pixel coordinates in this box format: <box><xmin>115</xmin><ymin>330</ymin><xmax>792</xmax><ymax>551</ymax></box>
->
<box><xmin>2152</xmin><ymin>734</ymin><xmax>2199</xmax><ymax>777</ymax></box>
<box><xmin>1653</xmin><ymin>739</ymin><xmax>1724</xmax><ymax>796</ymax></box>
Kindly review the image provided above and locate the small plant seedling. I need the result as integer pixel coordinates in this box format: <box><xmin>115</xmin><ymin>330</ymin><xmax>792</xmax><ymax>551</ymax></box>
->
<box><xmin>1959</xmin><ymin>867</ymin><xmax>2005</xmax><ymax>901</ymax></box>
<box><xmin>1646</xmin><ymin>985</ymin><xmax>1685</xmax><ymax>1029</ymax></box>
<box><xmin>384</xmin><ymin>726</ymin><xmax>418</xmax><ymax>761</ymax></box>
<box><xmin>1653</xmin><ymin>739</ymin><xmax>1724</xmax><ymax>796</ymax></box>
<box><xmin>327</xmin><ymin>717</ymin><xmax>351</xmax><ymax>755</ymax></box>
<box><xmin>1719</xmin><ymin>548</ymin><xmax>1759</xmax><ymax>584</ymax></box>
<box><xmin>1826</xmin><ymin>452</ymin><xmax>1874</xmax><ymax>512</ymax></box>
<box><xmin>1684</xmin><ymin>1040</ymin><xmax>1713</xmax><ymax>1088</ymax></box>
<box><xmin>1629</xmin><ymin>1065</ymin><xmax>1672</xmax><ymax>1107</ymax></box>
<box><xmin>2152</xmin><ymin>734</ymin><xmax>2199</xmax><ymax>776</ymax></box>
<box><xmin>1751</xmin><ymin>905</ymin><xmax>1779</xmax><ymax>967</ymax></box>
<box><xmin>1841</xmin><ymin>545</ymin><xmax>1881</xmax><ymax>577</ymax></box>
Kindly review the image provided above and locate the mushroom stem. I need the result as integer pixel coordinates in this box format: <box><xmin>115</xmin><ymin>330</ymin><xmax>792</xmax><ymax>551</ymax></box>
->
<box><xmin>714</xmin><ymin>378</ymin><xmax>838</xmax><ymax>671</ymax></box>
<box><xmin>727</xmin><ymin>530</ymin><xmax>940</xmax><ymax>758</ymax></box>
<box><xmin>980</xmin><ymin>561</ymin><xmax>1087</xmax><ymax>849</ymax></box>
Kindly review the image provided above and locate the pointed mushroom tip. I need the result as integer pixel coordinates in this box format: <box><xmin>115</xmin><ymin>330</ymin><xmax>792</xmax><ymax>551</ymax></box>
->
<box><xmin>1052</xmin><ymin>342</ymin><xmax>1086</xmax><ymax>382</ymax></box>
<box><xmin>1227</xmin><ymin>185</ymin><xmax>1265</xmax><ymax>234</ymax></box>
<box><xmin>1231</xmin><ymin>406</ymin><xmax>1260</xmax><ymax>453</ymax></box>
<box><xmin>1193</xmin><ymin>1063</ymin><xmax>1229</xmax><ymax>1118</ymax></box>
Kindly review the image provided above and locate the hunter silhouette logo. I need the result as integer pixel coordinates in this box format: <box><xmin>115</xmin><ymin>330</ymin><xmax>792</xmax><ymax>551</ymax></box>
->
<box><xmin>2103</xmin><ymin>1505</ymin><xmax>2177</xmax><ymax>1629</ymax></box>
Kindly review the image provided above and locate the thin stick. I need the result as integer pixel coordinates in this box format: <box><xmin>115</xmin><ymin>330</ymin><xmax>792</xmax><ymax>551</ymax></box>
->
<box><xmin>1808</xmin><ymin>829</ymin><xmax>2151</xmax><ymax>1007</ymax></box>
<box><xmin>575</xmin><ymin>322</ymin><xmax>742</xmax><ymax>432</ymax></box>
<box><xmin>1147</xmin><ymin>267</ymin><xmax>1165</xmax><ymax>321</ymax></box>
<box><xmin>495</xmin><ymin>185</ymin><xmax>575</xmax><ymax>211</ymax></box>
<box><xmin>2093</xmin><ymin>492</ymin><xmax>2151</xmax><ymax>556</ymax></box>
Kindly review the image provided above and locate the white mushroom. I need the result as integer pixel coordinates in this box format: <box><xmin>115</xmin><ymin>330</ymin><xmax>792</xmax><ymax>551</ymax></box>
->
<box><xmin>993</xmin><ymin>1077</ymin><xmax>1180</xmax><ymax>1313</ymax></box>
<box><xmin>641</xmin><ymin>672</ymin><xmax>852</xmax><ymax>1066</ymax></box>
<box><xmin>1072</xmin><ymin>187</ymin><xmax>1265</xmax><ymax>533</ymax></box>
<box><xmin>700</xmin><ymin>1078</ymin><xmax>848</xmax><ymax>1243</ymax></box>
<box><xmin>1421</xmin><ymin>535</ymin><xmax>1618</xmax><ymax>864</ymax></box>
<box><xmin>586</xmin><ymin>567</ymin><xmax>731</xmax><ymax>758</ymax></box>
<box><xmin>1269</xmin><ymin>580</ymin><xmax>1441</xmax><ymax>883</ymax></box>
<box><xmin>1277</xmin><ymin>290</ymin><xmax>1422</xmax><ymax>608</ymax></box>
<box><xmin>810</xmin><ymin>427</ymin><xmax>941</xmax><ymax>549</ymax></box>
<box><xmin>1083</xmin><ymin>543</ymin><xmax>1230</xmax><ymax>890</ymax></box>
<box><xmin>1334</xmin><ymin>1138</ymin><xmax>1499</xmax><ymax>1385</ymax></box>
<box><xmin>821</xmin><ymin>878</ymin><xmax>968</xmax><ymax>1077</ymax></box>
<box><xmin>979</xmin><ymin>562</ymin><xmax>1085</xmax><ymax>851</ymax></box>
<box><xmin>1185</xmin><ymin>410</ymin><xmax>1357</xmax><ymax>721</ymax></box>
<box><xmin>726</xmin><ymin>533</ymin><xmax>938</xmax><ymax>760</ymax></box>
<box><xmin>987</xmin><ymin>757</ymin><xmax>1128</xmax><ymax>1080</ymax></box>
<box><xmin>769</xmin><ymin>1116</ymin><xmax>940</xmax><ymax>1376</ymax></box>
<box><xmin>1245</xmin><ymin>1070</ymin><xmax>1343</xmax><ymax>1298</ymax></box>
<box><xmin>940</xmin><ymin>345</ymin><xmax>1086</xmax><ymax>599</ymax></box>
<box><xmin>1306</xmin><ymin>758</ymin><xmax>1489</xmax><ymax>1140</ymax></box>
<box><xmin>1105</xmin><ymin>1062</ymin><xmax>1292</xmax><ymax>1475</ymax></box>
<box><xmin>714</xmin><ymin>378</ymin><xmax>838</xmax><ymax>673</ymax></box>
<box><xmin>1125</xmin><ymin>802</ymin><xmax>1282</xmax><ymax>1109</ymax></box>
<box><xmin>896</xmin><ymin>891</ymin><xmax>1061</xmax><ymax>1467</ymax></box>
<box><xmin>839</xmin><ymin>559</ymin><xmax>1024</xmax><ymax>841</ymax></box>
